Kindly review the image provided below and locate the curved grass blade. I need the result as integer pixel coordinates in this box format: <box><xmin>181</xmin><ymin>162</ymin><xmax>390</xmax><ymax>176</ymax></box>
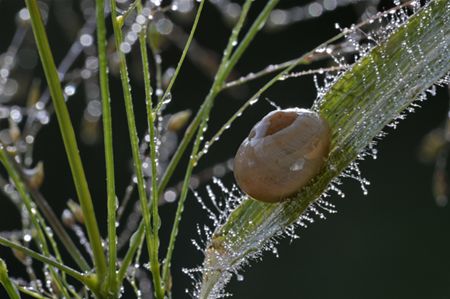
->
<box><xmin>199</xmin><ymin>0</ymin><xmax>450</xmax><ymax>297</ymax></box>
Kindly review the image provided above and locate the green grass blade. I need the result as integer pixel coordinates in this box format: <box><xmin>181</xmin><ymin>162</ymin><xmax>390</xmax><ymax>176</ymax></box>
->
<box><xmin>24</xmin><ymin>0</ymin><xmax>106</xmax><ymax>278</ymax></box>
<box><xmin>199</xmin><ymin>0</ymin><xmax>450</xmax><ymax>297</ymax></box>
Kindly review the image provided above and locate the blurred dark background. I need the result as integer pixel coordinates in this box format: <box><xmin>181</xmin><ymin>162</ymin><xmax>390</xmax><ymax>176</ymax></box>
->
<box><xmin>0</xmin><ymin>0</ymin><xmax>449</xmax><ymax>298</ymax></box>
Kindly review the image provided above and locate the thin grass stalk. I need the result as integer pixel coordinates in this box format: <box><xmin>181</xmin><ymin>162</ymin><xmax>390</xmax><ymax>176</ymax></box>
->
<box><xmin>108</xmin><ymin>1</ymin><xmax>164</xmax><ymax>297</ymax></box>
<box><xmin>0</xmin><ymin>236</ymin><xmax>87</xmax><ymax>286</ymax></box>
<box><xmin>161</xmin><ymin>0</ymin><xmax>274</xmax><ymax>263</ymax></box>
<box><xmin>0</xmin><ymin>259</ymin><xmax>20</xmax><ymax>299</ymax></box>
<box><xmin>117</xmin><ymin>222</ymin><xmax>145</xmax><ymax>285</ymax></box>
<box><xmin>0</xmin><ymin>147</ymin><xmax>72</xmax><ymax>298</ymax></box>
<box><xmin>197</xmin><ymin>28</ymin><xmax>357</xmax><ymax>161</ymax></box>
<box><xmin>151</xmin><ymin>52</ymin><xmax>163</xmax><ymax>103</ymax></box>
<box><xmin>95</xmin><ymin>0</ymin><xmax>118</xmax><ymax>294</ymax></box>
<box><xmin>3</xmin><ymin>157</ymin><xmax>75</xmax><ymax>299</ymax></box>
<box><xmin>160</xmin><ymin>0</ymin><xmax>254</xmax><ymax>284</ymax></box>
<box><xmin>17</xmin><ymin>286</ymin><xmax>52</xmax><ymax>299</ymax></box>
<box><xmin>217</xmin><ymin>0</ymin><xmax>280</xmax><ymax>86</ymax></box>
<box><xmin>123</xmin><ymin>1</ymin><xmax>280</xmax><ymax>288</ymax></box>
<box><xmin>39</xmin><ymin>218</ymin><xmax>80</xmax><ymax>299</ymax></box>
<box><xmin>222</xmin><ymin>60</ymin><xmax>339</xmax><ymax>90</ymax></box>
<box><xmin>158</xmin><ymin>0</ymin><xmax>279</xmax><ymax>195</ymax></box>
<box><xmin>24</xmin><ymin>0</ymin><xmax>106</xmax><ymax>278</ymax></box>
<box><xmin>158</xmin><ymin>0</ymin><xmax>207</xmax><ymax>286</ymax></box>
<box><xmin>158</xmin><ymin>0</ymin><xmax>207</xmax><ymax>111</ymax></box>
<box><xmin>137</xmin><ymin>0</ymin><xmax>164</xmax><ymax>294</ymax></box>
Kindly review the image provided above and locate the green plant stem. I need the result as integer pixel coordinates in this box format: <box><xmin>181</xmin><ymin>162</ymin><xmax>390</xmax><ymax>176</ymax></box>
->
<box><xmin>218</xmin><ymin>0</ymin><xmax>280</xmax><ymax>84</ymax></box>
<box><xmin>161</xmin><ymin>112</ymin><xmax>204</xmax><ymax>285</ymax></box>
<box><xmin>158</xmin><ymin>0</ymin><xmax>206</xmax><ymax>111</ymax></box>
<box><xmin>95</xmin><ymin>0</ymin><xmax>117</xmax><ymax>295</ymax></box>
<box><xmin>25</xmin><ymin>0</ymin><xmax>106</xmax><ymax>278</ymax></box>
<box><xmin>122</xmin><ymin>0</ymin><xmax>279</xmax><ymax>285</ymax></box>
<box><xmin>41</xmin><ymin>222</ymin><xmax>76</xmax><ymax>299</ymax></box>
<box><xmin>161</xmin><ymin>0</ymin><xmax>261</xmax><ymax>285</ymax></box>
<box><xmin>222</xmin><ymin>61</ymin><xmax>340</xmax><ymax>90</ymax></box>
<box><xmin>17</xmin><ymin>286</ymin><xmax>51</xmax><ymax>299</ymax></box>
<box><xmin>0</xmin><ymin>259</ymin><xmax>20</xmax><ymax>299</ymax></box>
<box><xmin>108</xmin><ymin>1</ymin><xmax>164</xmax><ymax>298</ymax></box>
<box><xmin>158</xmin><ymin>0</ymin><xmax>278</xmax><ymax>195</ymax></box>
<box><xmin>159</xmin><ymin>0</ymin><xmax>207</xmax><ymax>287</ymax></box>
<box><xmin>117</xmin><ymin>221</ymin><xmax>145</xmax><ymax>285</ymax></box>
<box><xmin>137</xmin><ymin>0</ymin><xmax>164</xmax><ymax>295</ymax></box>
<box><xmin>0</xmin><ymin>147</ymin><xmax>72</xmax><ymax>299</ymax></box>
<box><xmin>0</xmin><ymin>236</ymin><xmax>87</xmax><ymax>285</ymax></box>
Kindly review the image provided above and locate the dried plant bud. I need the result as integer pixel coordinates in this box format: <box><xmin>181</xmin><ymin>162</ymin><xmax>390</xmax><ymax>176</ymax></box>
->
<box><xmin>167</xmin><ymin>110</ymin><xmax>192</xmax><ymax>132</ymax></box>
<box><xmin>26</xmin><ymin>79</ymin><xmax>41</xmax><ymax>108</ymax></box>
<box><xmin>80</xmin><ymin>117</ymin><xmax>101</xmax><ymax>145</ymax></box>
<box><xmin>433</xmin><ymin>168</ymin><xmax>448</xmax><ymax>207</ymax></box>
<box><xmin>418</xmin><ymin>128</ymin><xmax>447</xmax><ymax>163</ymax></box>
<box><xmin>61</xmin><ymin>209</ymin><xmax>76</xmax><ymax>227</ymax></box>
<box><xmin>234</xmin><ymin>108</ymin><xmax>331</xmax><ymax>203</ymax></box>
<box><xmin>23</xmin><ymin>161</ymin><xmax>44</xmax><ymax>189</ymax></box>
<box><xmin>67</xmin><ymin>200</ymin><xmax>84</xmax><ymax>224</ymax></box>
<box><xmin>8</xmin><ymin>120</ymin><xmax>20</xmax><ymax>143</ymax></box>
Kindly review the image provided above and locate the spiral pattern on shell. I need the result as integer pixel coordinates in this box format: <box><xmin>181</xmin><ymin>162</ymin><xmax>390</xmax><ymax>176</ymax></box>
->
<box><xmin>233</xmin><ymin>108</ymin><xmax>331</xmax><ymax>203</ymax></box>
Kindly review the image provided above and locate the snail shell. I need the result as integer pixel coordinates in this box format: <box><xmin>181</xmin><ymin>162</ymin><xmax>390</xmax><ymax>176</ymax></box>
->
<box><xmin>233</xmin><ymin>108</ymin><xmax>331</xmax><ymax>203</ymax></box>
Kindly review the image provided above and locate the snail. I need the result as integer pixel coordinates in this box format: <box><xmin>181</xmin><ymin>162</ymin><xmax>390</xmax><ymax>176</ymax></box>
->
<box><xmin>233</xmin><ymin>108</ymin><xmax>331</xmax><ymax>203</ymax></box>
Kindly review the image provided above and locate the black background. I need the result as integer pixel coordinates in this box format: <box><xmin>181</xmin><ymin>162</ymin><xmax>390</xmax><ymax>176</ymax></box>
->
<box><xmin>0</xmin><ymin>0</ymin><xmax>449</xmax><ymax>298</ymax></box>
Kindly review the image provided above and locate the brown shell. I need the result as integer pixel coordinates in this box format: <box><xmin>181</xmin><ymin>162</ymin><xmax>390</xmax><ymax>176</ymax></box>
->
<box><xmin>233</xmin><ymin>108</ymin><xmax>331</xmax><ymax>203</ymax></box>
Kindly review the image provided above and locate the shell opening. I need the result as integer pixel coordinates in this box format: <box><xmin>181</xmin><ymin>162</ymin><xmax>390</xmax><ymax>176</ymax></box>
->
<box><xmin>265</xmin><ymin>111</ymin><xmax>297</xmax><ymax>136</ymax></box>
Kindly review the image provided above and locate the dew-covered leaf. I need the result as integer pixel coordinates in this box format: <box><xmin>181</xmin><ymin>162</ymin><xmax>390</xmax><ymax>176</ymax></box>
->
<box><xmin>197</xmin><ymin>0</ymin><xmax>450</xmax><ymax>297</ymax></box>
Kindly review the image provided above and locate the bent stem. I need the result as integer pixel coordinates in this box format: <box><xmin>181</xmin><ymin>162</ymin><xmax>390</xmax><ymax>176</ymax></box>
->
<box><xmin>199</xmin><ymin>0</ymin><xmax>450</xmax><ymax>297</ymax></box>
